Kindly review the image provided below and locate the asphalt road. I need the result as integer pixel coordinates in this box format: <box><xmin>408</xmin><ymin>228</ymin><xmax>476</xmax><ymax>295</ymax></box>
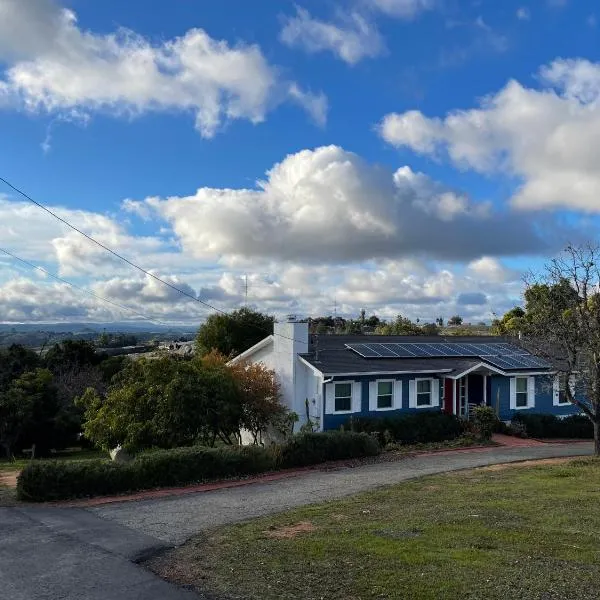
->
<box><xmin>0</xmin><ymin>442</ymin><xmax>594</xmax><ymax>599</ymax></box>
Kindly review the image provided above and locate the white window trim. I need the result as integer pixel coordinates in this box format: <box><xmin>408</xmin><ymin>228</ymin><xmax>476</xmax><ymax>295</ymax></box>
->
<box><xmin>553</xmin><ymin>374</ymin><xmax>575</xmax><ymax>406</ymax></box>
<box><xmin>332</xmin><ymin>381</ymin><xmax>354</xmax><ymax>414</ymax></box>
<box><xmin>510</xmin><ymin>376</ymin><xmax>535</xmax><ymax>410</ymax></box>
<box><xmin>413</xmin><ymin>377</ymin><xmax>439</xmax><ymax>409</ymax></box>
<box><xmin>369</xmin><ymin>379</ymin><xmax>402</xmax><ymax>412</ymax></box>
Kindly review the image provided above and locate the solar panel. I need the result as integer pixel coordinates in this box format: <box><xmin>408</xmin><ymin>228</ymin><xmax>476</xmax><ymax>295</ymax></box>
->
<box><xmin>345</xmin><ymin>341</ymin><xmax>550</xmax><ymax>371</ymax></box>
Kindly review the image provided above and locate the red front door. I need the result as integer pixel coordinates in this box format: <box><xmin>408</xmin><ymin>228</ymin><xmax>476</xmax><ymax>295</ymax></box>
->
<box><xmin>443</xmin><ymin>378</ymin><xmax>454</xmax><ymax>414</ymax></box>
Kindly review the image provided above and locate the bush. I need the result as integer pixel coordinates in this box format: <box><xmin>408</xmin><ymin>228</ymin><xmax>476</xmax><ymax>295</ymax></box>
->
<box><xmin>472</xmin><ymin>406</ymin><xmax>498</xmax><ymax>441</ymax></box>
<box><xmin>512</xmin><ymin>413</ymin><xmax>592</xmax><ymax>439</ymax></box>
<box><xmin>17</xmin><ymin>432</ymin><xmax>382</xmax><ymax>502</ymax></box>
<box><xmin>277</xmin><ymin>431</ymin><xmax>381</xmax><ymax>469</ymax></box>
<box><xmin>346</xmin><ymin>411</ymin><xmax>464</xmax><ymax>446</ymax></box>
<box><xmin>17</xmin><ymin>445</ymin><xmax>277</xmax><ymax>502</ymax></box>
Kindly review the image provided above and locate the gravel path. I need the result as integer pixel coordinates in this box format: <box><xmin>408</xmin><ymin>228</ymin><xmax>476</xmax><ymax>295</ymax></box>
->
<box><xmin>92</xmin><ymin>442</ymin><xmax>594</xmax><ymax>545</ymax></box>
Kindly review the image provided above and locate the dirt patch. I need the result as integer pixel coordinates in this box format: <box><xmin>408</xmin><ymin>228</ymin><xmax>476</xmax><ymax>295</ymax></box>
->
<box><xmin>477</xmin><ymin>458</ymin><xmax>572</xmax><ymax>472</ymax></box>
<box><xmin>263</xmin><ymin>521</ymin><xmax>316</xmax><ymax>539</ymax></box>
<box><xmin>0</xmin><ymin>471</ymin><xmax>18</xmax><ymax>488</ymax></box>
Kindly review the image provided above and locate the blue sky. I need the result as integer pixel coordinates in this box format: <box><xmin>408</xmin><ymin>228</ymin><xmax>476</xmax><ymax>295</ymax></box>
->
<box><xmin>0</xmin><ymin>0</ymin><xmax>599</xmax><ymax>324</ymax></box>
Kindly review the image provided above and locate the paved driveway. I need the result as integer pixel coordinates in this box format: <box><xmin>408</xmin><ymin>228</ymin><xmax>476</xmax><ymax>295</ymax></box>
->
<box><xmin>0</xmin><ymin>442</ymin><xmax>594</xmax><ymax>599</ymax></box>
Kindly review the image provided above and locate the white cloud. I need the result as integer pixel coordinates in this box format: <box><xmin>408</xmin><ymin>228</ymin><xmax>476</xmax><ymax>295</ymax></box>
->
<box><xmin>287</xmin><ymin>83</ymin><xmax>328</xmax><ymax>127</ymax></box>
<box><xmin>143</xmin><ymin>145</ymin><xmax>556</xmax><ymax>264</ymax></box>
<box><xmin>516</xmin><ymin>7</ymin><xmax>531</xmax><ymax>21</ymax></box>
<box><xmin>467</xmin><ymin>257</ymin><xmax>517</xmax><ymax>283</ymax></box>
<box><xmin>0</xmin><ymin>0</ymin><xmax>324</xmax><ymax>136</ymax></box>
<box><xmin>367</xmin><ymin>0</ymin><xmax>435</xmax><ymax>19</ymax></box>
<box><xmin>280</xmin><ymin>7</ymin><xmax>384</xmax><ymax>65</ymax></box>
<box><xmin>379</xmin><ymin>58</ymin><xmax>600</xmax><ymax>213</ymax></box>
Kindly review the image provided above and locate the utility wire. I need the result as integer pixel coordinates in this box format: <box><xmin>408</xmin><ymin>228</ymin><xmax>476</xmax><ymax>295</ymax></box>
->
<box><xmin>0</xmin><ymin>247</ymin><xmax>170</xmax><ymax>326</ymax></box>
<box><xmin>0</xmin><ymin>176</ymin><xmax>303</xmax><ymax>343</ymax></box>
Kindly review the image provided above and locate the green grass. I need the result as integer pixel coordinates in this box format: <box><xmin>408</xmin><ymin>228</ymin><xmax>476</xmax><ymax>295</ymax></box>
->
<box><xmin>0</xmin><ymin>448</ymin><xmax>106</xmax><ymax>472</ymax></box>
<box><xmin>148</xmin><ymin>458</ymin><xmax>600</xmax><ymax>600</ymax></box>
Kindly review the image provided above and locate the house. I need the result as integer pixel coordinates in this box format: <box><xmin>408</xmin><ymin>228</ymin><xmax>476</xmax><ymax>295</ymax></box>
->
<box><xmin>230</xmin><ymin>317</ymin><xmax>581</xmax><ymax>432</ymax></box>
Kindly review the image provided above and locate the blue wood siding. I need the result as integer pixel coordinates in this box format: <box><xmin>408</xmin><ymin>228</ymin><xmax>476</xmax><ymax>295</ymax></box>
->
<box><xmin>490</xmin><ymin>375</ymin><xmax>581</xmax><ymax>421</ymax></box>
<box><xmin>322</xmin><ymin>374</ymin><xmax>442</xmax><ymax>431</ymax></box>
<box><xmin>322</xmin><ymin>373</ymin><xmax>583</xmax><ymax>430</ymax></box>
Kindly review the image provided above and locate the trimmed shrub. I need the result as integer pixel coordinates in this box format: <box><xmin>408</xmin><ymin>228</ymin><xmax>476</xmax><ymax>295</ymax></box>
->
<box><xmin>17</xmin><ymin>433</ymin><xmax>382</xmax><ymax>502</ymax></box>
<box><xmin>512</xmin><ymin>413</ymin><xmax>593</xmax><ymax>439</ymax></box>
<box><xmin>471</xmin><ymin>406</ymin><xmax>498</xmax><ymax>441</ymax></box>
<box><xmin>278</xmin><ymin>431</ymin><xmax>381</xmax><ymax>469</ymax></box>
<box><xmin>17</xmin><ymin>445</ymin><xmax>276</xmax><ymax>502</ymax></box>
<box><xmin>346</xmin><ymin>411</ymin><xmax>464</xmax><ymax>446</ymax></box>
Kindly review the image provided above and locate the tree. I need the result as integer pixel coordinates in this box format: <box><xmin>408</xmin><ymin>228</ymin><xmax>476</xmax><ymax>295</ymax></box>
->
<box><xmin>220</xmin><ymin>354</ymin><xmax>288</xmax><ymax>444</ymax></box>
<box><xmin>0</xmin><ymin>369</ymin><xmax>58</xmax><ymax>457</ymax></box>
<box><xmin>196</xmin><ymin>308</ymin><xmax>274</xmax><ymax>358</ymax></box>
<box><xmin>44</xmin><ymin>340</ymin><xmax>101</xmax><ymax>373</ymax></box>
<box><xmin>79</xmin><ymin>355</ymin><xmax>244</xmax><ymax>452</ymax></box>
<box><xmin>0</xmin><ymin>344</ymin><xmax>40</xmax><ymax>389</ymax></box>
<box><xmin>491</xmin><ymin>306</ymin><xmax>526</xmax><ymax>336</ymax></box>
<box><xmin>448</xmin><ymin>315</ymin><xmax>464</xmax><ymax>326</ymax></box>
<box><xmin>376</xmin><ymin>315</ymin><xmax>422</xmax><ymax>335</ymax></box>
<box><xmin>521</xmin><ymin>245</ymin><xmax>600</xmax><ymax>454</ymax></box>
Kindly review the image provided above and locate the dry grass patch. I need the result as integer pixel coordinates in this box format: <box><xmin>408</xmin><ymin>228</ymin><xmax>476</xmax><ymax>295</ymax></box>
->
<box><xmin>263</xmin><ymin>521</ymin><xmax>316</xmax><ymax>539</ymax></box>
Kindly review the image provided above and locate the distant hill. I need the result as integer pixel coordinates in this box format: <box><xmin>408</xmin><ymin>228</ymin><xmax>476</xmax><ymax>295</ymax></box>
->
<box><xmin>0</xmin><ymin>322</ymin><xmax>197</xmax><ymax>348</ymax></box>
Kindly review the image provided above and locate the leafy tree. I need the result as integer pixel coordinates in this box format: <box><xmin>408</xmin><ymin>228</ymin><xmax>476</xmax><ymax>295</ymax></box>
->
<box><xmin>365</xmin><ymin>315</ymin><xmax>381</xmax><ymax>328</ymax></box>
<box><xmin>1</xmin><ymin>369</ymin><xmax>58</xmax><ymax>457</ymax></box>
<box><xmin>491</xmin><ymin>306</ymin><xmax>526</xmax><ymax>335</ymax></box>
<box><xmin>44</xmin><ymin>340</ymin><xmax>101</xmax><ymax>373</ymax></box>
<box><xmin>376</xmin><ymin>315</ymin><xmax>422</xmax><ymax>335</ymax></box>
<box><xmin>218</xmin><ymin>353</ymin><xmax>288</xmax><ymax>444</ymax></box>
<box><xmin>448</xmin><ymin>315</ymin><xmax>464</xmax><ymax>326</ymax></box>
<box><xmin>0</xmin><ymin>344</ymin><xmax>40</xmax><ymax>389</ymax></box>
<box><xmin>79</xmin><ymin>356</ymin><xmax>244</xmax><ymax>452</ymax></box>
<box><xmin>521</xmin><ymin>245</ymin><xmax>600</xmax><ymax>454</ymax></box>
<box><xmin>196</xmin><ymin>308</ymin><xmax>274</xmax><ymax>357</ymax></box>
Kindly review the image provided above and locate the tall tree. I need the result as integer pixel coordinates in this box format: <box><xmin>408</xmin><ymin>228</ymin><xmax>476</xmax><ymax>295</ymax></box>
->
<box><xmin>196</xmin><ymin>308</ymin><xmax>274</xmax><ymax>357</ymax></box>
<box><xmin>521</xmin><ymin>245</ymin><xmax>600</xmax><ymax>454</ymax></box>
<box><xmin>491</xmin><ymin>306</ymin><xmax>526</xmax><ymax>335</ymax></box>
<box><xmin>448</xmin><ymin>315</ymin><xmax>464</xmax><ymax>326</ymax></box>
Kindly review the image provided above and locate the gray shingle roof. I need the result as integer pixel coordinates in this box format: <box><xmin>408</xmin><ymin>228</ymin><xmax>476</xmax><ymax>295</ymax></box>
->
<box><xmin>300</xmin><ymin>335</ymin><xmax>551</xmax><ymax>376</ymax></box>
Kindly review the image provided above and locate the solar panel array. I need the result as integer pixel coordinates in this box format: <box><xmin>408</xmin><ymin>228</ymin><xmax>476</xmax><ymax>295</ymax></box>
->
<box><xmin>345</xmin><ymin>342</ymin><xmax>550</xmax><ymax>371</ymax></box>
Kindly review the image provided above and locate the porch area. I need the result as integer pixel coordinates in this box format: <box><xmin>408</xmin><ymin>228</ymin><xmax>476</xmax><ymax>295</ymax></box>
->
<box><xmin>443</xmin><ymin>368</ymin><xmax>497</xmax><ymax>419</ymax></box>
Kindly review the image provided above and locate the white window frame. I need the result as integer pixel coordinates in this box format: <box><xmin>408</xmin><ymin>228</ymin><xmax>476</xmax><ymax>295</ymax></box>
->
<box><xmin>333</xmin><ymin>381</ymin><xmax>353</xmax><ymax>414</ymax></box>
<box><xmin>510</xmin><ymin>376</ymin><xmax>535</xmax><ymax>410</ymax></box>
<box><xmin>553</xmin><ymin>374</ymin><xmax>575</xmax><ymax>406</ymax></box>
<box><xmin>415</xmin><ymin>378</ymin><xmax>434</xmax><ymax>408</ymax></box>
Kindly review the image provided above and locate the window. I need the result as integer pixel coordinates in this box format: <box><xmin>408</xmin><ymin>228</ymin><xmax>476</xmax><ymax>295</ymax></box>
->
<box><xmin>334</xmin><ymin>383</ymin><xmax>352</xmax><ymax>412</ymax></box>
<box><xmin>416</xmin><ymin>379</ymin><xmax>433</xmax><ymax>407</ymax></box>
<box><xmin>377</xmin><ymin>381</ymin><xmax>393</xmax><ymax>409</ymax></box>
<box><xmin>556</xmin><ymin>375</ymin><xmax>572</xmax><ymax>405</ymax></box>
<box><xmin>515</xmin><ymin>377</ymin><xmax>529</xmax><ymax>408</ymax></box>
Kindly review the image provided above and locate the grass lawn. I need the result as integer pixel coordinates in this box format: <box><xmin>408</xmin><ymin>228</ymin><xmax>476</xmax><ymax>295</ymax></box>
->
<box><xmin>148</xmin><ymin>457</ymin><xmax>600</xmax><ymax>600</ymax></box>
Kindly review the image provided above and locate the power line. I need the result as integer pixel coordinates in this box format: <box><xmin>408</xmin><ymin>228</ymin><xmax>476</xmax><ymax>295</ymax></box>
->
<box><xmin>0</xmin><ymin>175</ymin><xmax>302</xmax><ymax>343</ymax></box>
<box><xmin>0</xmin><ymin>247</ymin><xmax>170</xmax><ymax>326</ymax></box>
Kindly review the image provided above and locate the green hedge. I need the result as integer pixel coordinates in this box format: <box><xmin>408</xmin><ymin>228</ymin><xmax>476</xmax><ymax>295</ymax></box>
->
<box><xmin>17</xmin><ymin>431</ymin><xmax>381</xmax><ymax>502</ymax></box>
<box><xmin>512</xmin><ymin>413</ymin><xmax>592</xmax><ymax>439</ymax></box>
<box><xmin>346</xmin><ymin>411</ymin><xmax>464</xmax><ymax>446</ymax></box>
<box><xmin>17</xmin><ymin>445</ymin><xmax>276</xmax><ymax>502</ymax></box>
<box><xmin>278</xmin><ymin>431</ymin><xmax>381</xmax><ymax>468</ymax></box>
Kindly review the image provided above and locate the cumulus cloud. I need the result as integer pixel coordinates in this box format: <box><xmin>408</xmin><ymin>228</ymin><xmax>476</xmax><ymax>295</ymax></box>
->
<box><xmin>0</xmin><ymin>0</ymin><xmax>324</xmax><ymax>136</ymax></box>
<box><xmin>379</xmin><ymin>58</ymin><xmax>600</xmax><ymax>213</ymax></box>
<box><xmin>143</xmin><ymin>145</ymin><xmax>555</xmax><ymax>264</ymax></box>
<box><xmin>516</xmin><ymin>7</ymin><xmax>531</xmax><ymax>21</ymax></box>
<box><xmin>280</xmin><ymin>7</ymin><xmax>384</xmax><ymax>65</ymax></box>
